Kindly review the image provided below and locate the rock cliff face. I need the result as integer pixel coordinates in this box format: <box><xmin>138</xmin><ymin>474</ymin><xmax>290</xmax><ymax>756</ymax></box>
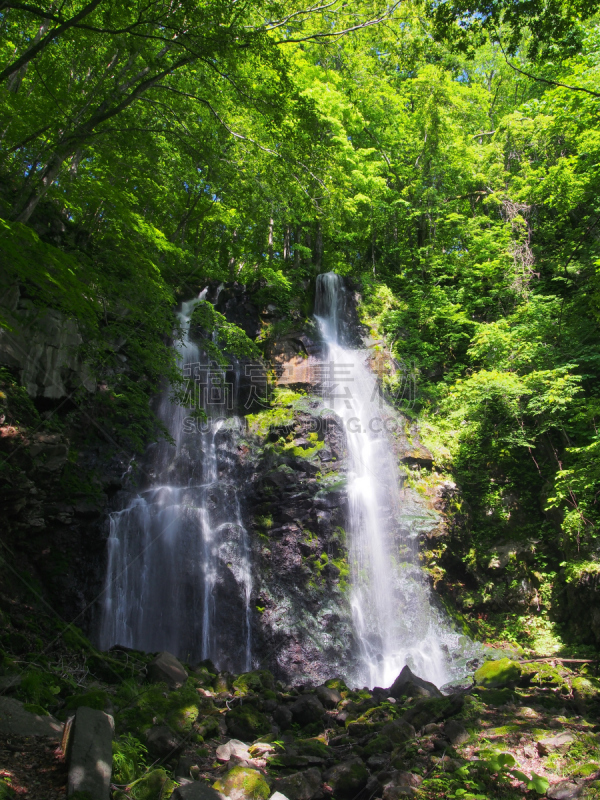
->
<box><xmin>0</xmin><ymin>278</ymin><xmax>450</xmax><ymax>683</ymax></box>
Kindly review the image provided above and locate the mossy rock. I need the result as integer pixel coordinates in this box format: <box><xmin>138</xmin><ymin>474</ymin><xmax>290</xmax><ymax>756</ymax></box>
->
<box><xmin>296</xmin><ymin>738</ymin><xmax>330</xmax><ymax>758</ymax></box>
<box><xmin>573</xmin><ymin>676</ymin><xmax>600</xmax><ymax>701</ymax></box>
<box><xmin>213</xmin><ymin>766</ymin><xmax>270</xmax><ymax>800</ymax></box>
<box><xmin>324</xmin><ymin>677</ymin><xmax>348</xmax><ymax>693</ymax></box>
<box><xmin>473</xmin><ymin>687</ymin><xmax>518</xmax><ymax>706</ymax></box>
<box><xmin>233</xmin><ymin>670</ymin><xmax>275</xmax><ymax>695</ymax></box>
<box><xmin>474</xmin><ymin>658</ymin><xmax>522</xmax><ymax>688</ymax></box>
<box><xmin>65</xmin><ymin>689</ymin><xmax>110</xmax><ymax>713</ymax></box>
<box><xmin>403</xmin><ymin>695</ymin><xmax>464</xmax><ymax>730</ymax></box>
<box><xmin>23</xmin><ymin>703</ymin><xmax>49</xmax><ymax>716</ymax></box>
<box><xmin>571</xmin><ymin>762</ymin><xmax>600</xmax><ymax>778</ymax></box>
<box><xmin>168</xmin><ymin>702</ymin><xmax>199</xmax><ymax>733</ymax></box>
<box><xmin>226</xmin><ymin>703</ymin><xmax>271</xmax><ymax>741</ymax></box>
<box><xmin>323</xmin><ymin>759</ymin><xmax>368</xmax><ymax>798</ymax></box>
<box><xmin>361</xmin><ymin>734</ymin><xmax>394</xmax><ymax>757</ymax></box>
<box><xmin>524</xmin><ymin>663</ymin><xmax>570</xmax><ymax>693</ymax></box>
<box><xmin>129</xmin><ymin>768</ymin><xmax>176</xmax><ymax>800</ymax></box>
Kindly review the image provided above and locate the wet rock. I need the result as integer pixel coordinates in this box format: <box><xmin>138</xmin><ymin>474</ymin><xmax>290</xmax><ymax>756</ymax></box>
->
<box><xmin>323</xmin><ymin>758</ymin><xmax>368</xmax><ymax>798</ymax></box>
<box><xmin>0</xmin><ymin>697</ymin><xmax>63</xmax><ymax>739</ymax></box>
<box><xmin>217</xmin><ymin>739</ymin><xmax>252</xmax><ymax>762</ymax></box>
<box><xmin>173</xmin><ymin>782</ymin><xmax>223</xmax><ymax>800</ymax></box>
<box><xmin>547</xmin><ymin>782</ymin><xmax>582</xmax><ymax>799</ymax></box>
<box><xmin>67</xmin><ymin>706</ymin><xmax>114</xmax><ymax>800</ymax></box>
<box><xmin>474</xmin><ymin>658</ymin><xmax>521</xmax><ymax>688</ymax></box>
<box><xmin>444</xmin><ymin>720</ymin><xmax>469</xmax><ymax>746</ymax></box>
<box><xmin>389</xmin><ymin>666</ymin><xmax>442</xmax><ymax>699</ymax></box>
<box><xmin>315</xmin><ymin>685</ymin><xmax>342</xmax><ymax>708</ymax></box>
<box><xmin>290</xmin><ymin>694</ymin><xmax>325</xmax><ymax>726</ymax></box>
<box><xmin>147</xmin><ymin>651</ymin><xmax>188</xmax><ymax>689</ymax></box>
<box><xmin>145</xmin><ymin>724</ymin><xmax>185</xmax><ymax>759</ymax></box>
<box><xmin>536</xmin><ymin>732</ymin><xmax>576</xmax><ymax>756</ymax></box>
<box><xmin>213</xmin><ymin>765</ymin><xmax>271</xmax><ymax>800</ymax></box>
<box><xmin>274</xmin><ymin>768</ymin><xmax>323</xmax><ymax>800</ymax></box>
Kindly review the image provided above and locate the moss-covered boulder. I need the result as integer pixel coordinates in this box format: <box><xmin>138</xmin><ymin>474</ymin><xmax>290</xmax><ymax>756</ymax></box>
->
<box><xmin>323</xmin><ymin>759</ymin><xmax>368</xmax><ymax>798</ymax></box>
<box><xmin>64</xmin><ymin>689</ymin><xmax>111</xmax><ymax>713</ymax></box>
<box><xmin>473</xmin><ymin>687</ymin><xmax>518</xmax><ymax>706</ymax></box>
<box><xmin>226</xmin><ymin>703</ymin><xmax>271</xmax><ymax>741</ymax></box>
<box><xmin>128</xmin><ymin>768</ymin><xmax>177</xmax><ymax>800</ymax></box>
<box><xmin>213</xmin><ymin>766</ymin><xmax>270</xmax><ymax>800</ymax></box>
<box><xmin>573</xmin><ymin>675</ymin><xmax>600</xmax><ymax>702</ymax></box>
<box><xmin>361</xmin><ymin>734</ymin><xmax>395</xmax><ymax>757</ymax></box>
<box><xmin>296</xmin><ymin>738</ymin><xmax>330</xmax><ymax>759</ymax></box>
<box><xmin>233</xmin><ymin>670</ymin><xmax>275</xmax><ymax>696</ymax></box>
<box><xmin>474</xmin><ymin>658</ymin><xmax>522</xmax><ymax>688</ymax></box>
<box><xmin>324</xmin><ymin>677</ymin><xmax>348</xmax><ymax>693</ymax></box>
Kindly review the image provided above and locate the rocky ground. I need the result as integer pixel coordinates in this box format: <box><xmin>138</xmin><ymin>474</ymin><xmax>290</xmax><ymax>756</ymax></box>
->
<box><xmin>2</xmin><ymin>641</ymin><xmax>600</xmax><ymax>800</ymax></box>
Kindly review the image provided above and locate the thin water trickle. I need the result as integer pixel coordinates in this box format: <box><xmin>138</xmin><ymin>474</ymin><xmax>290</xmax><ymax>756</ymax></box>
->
<box><xmin>99</xmin><ymin>292</ymin><xmax>252</xmax><ymax>669</ymax></box>
<box><xmin>315</xmin><ymin>272</ymin><xmax>467</xmax><ymax>688</ymax></box>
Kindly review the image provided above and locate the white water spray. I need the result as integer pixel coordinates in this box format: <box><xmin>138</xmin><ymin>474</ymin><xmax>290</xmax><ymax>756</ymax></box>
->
<box><xmin>99</xmin><ymin>294</ymin><xmax>252</xmax><ymax>669</ymax></box>
<box><xmin>315</xmin><ymin>272</ymin><xmax>457</xmax><ymax>688</ymax></box>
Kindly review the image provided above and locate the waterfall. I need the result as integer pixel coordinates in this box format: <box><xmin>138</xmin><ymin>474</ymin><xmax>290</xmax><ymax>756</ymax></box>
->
<box><xmin>315</xmin><ymin>272</ymin><xmax>459</xmax><ymax>688</ymax></box>
<box><xmin>99</xmin><ymin>294</ymin><xmax>252</xmax><ymax>669</ymax></box>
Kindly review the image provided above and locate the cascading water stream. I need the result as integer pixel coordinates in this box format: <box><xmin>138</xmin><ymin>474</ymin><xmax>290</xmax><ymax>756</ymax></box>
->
<box><xmin>99</xmin><ymin>294</ymin><xmax>252</xmax><ymax>669</ymax></box>
<box><xmin>315</xmin><ymin>272</ymin><xmax>457</xmax><ymax>688</ymax></box>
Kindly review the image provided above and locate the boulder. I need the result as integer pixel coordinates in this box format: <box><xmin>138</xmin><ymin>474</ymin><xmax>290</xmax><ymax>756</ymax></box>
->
<box><xmin>389</xmin><ymin>666</ymin><xmax>442</xmax><ymax>699</ymax></box>
<box><xmin>290</xmin><ymin>694</ymin><xmax>325</xmax><ymax>726</ymax></box>
<box><xmin>226</xmin><ymin>704</ymin><xmax>271</xmax><ymax>741</ymax></box>
<box><xmin>125</xmin><ymin>768</ymin><xmax>176</xmax><ymax>798</ymax></box>
<box><xmin>323</xmin><ymin>758</ymin><xmax>368</xmax><ymax>799</ymax></box>
<box><xmin>274</xmin><ymin>768</ymin><xmax>322</xmax><ymax>800</ymax></box>
<box><xmin>273</xmin><ymin>705</ymin><xmax>293</xmax><ymax>729</ymax></box>
<box><xmin>269</xmin><ymin>794</ymin><xmax>290</xmax><ymax>800</ymax></box>
<box><xmin>67</xmin><ymin>706</ymin><xmax>114</xmax><ymax>800</ymax></box>
<box><xmin>172</xmin><ymin>783</ymin><xmax>223</xmax><ymax>800</ymax></box>
<box><xmin>315</xmin><ymin>685</ymin><xmax>342</xmax><ymax>708</ymax></box>
<box><xmin>217</xmin><ymin>739</ymin><xmax>252</xmax><ymax>762</ymax></box>
<box><xmin>0</xmin><ymin>697</ymin><xmax>63</xmax><ymax>739</ymax></box>
<box><xmin>382</xmin><ymin>772</ymin><xmax>423</xmax><ymax>800</ymax></box>
<box><xmin>536</xmin><ymin>732</ymin><xmax>576</xmax><ymax>756</ymax></box>
<box><xmin>474</xmin><ymin>658</ymin><xmax>521</xmax><ymax>689</ymax></box>
<box><xmin>444</xmin><ymin>720</ymin><xmax>469</xmax><ymax>746</ymax></box>
<box><xmin>147</xmin><ymin>651</ymin><xmax>188</xmax><ymax>689</ymax></box>
<box><xmin>547</xmin><ymin>782</ymin><xmax>582</xmax><ymax>800</ymax></box>
<box><xmin>380</xmin><ymin>720</ymin><xmax>416</xmax><ymax>745</ymax></box>
<box><xmin>145</xmin><ymin>724</ymin><xmax>185</xmax><ymax>759</ymax></box>
<box><xmin>213</xmin><ymin>766</ymin><xmax>271</xmax><ymax>800</ymax></box>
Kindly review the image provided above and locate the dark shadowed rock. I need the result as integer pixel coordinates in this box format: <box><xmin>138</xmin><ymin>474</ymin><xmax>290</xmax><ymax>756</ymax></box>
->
<box><xmin>290</xmin><ymin>694</ymin><xmax>325</xmax><ymax>726</ymax></box>
<box><xmin>380</xmin><ymin>719</ymin><xmax>416</xmax><ymax>744</ymax></box>
<box><xmin>172</xmin><ymin>783</ymin><xmax>223</xmax><ymax>800</ymax></box>
<box><xmin>147</xmin><ymin>651</ymin><xmax>188</xmax><ymax>689</ymax></box>
<box><xmin>67</xmin><ymin>706</ymin><xmax>114</xmax><ymax>800</ymax></box>
<box><xmin>547</xmin><ymin>782</ymin><xmax>582</xmax><ymax>800</ymax></box>
<box><xmin>444</xmin><ymin>720</ymin><xmax>469</xmax><ymax>746</ymax></box>
<box><xmin>274</xmin><ymin>768</ymin><xmax>323</xmax><ymax>800</ymax></box>
<box><xmin>273</xmin><ymin>705</ymin><xmax>294</xmax><ymax>729</ymax></box>
<box><xmin>389</xmin><ymin>666</ymin><xmax>442</xmax><ymax>699</ymax></box>
<box><xmin>315</xmin><ymin>685</ymin><xmax>342</xmax><ymax>708</ymax></box>
<box><xmin>145</xmin><ymin>724</ymin><xmax>185</xmax><ymax>759</ymax></box>
<box><xmin>323</xmin><ymin>759</ymin><xmax>368</xmax><ymax>798</ymax></box>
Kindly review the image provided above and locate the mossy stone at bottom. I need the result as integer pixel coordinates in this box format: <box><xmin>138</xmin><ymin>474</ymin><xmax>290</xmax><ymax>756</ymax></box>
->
<box><xmin>361</xmin><ymin>734</ymin><xmax>394</xmax><ymax>757</ymax></box>
<box><xmin>0</xmin><ymin>780</ymin><xmax>16</xmax><ymax>800</ymax></box>
<box><xmin>473</xmin><ymin>687</ymin><xmax>518</xmax><ymax>706</ymax></box>
<box><xmin>324</xmin><ymin>759</ymin><xmax>368</xmax><ymax>799</ymax></box>
<box><xmin>226</xmin><ymin>703</ymin><xmax>271</xmax><ymax>741</ymax></box>
<box><xmin>213</xmin><ymin>766</ymin><xmax>270</xmax><ymax>800</ymax></box>
<box><xmin>474</xmin><ymin>658</ymin><xmax>522</xmax><ymax>688</ymax></box>
<box><xmin>129</xmin><ymin>768</ymin><xmax>177</xmax><ymax>800</ymax></box>
<box><xmin>573</xmin><ymin>676</ymin><xmax>600</xmax><ymax>701</ymax></box>
<box><xmin>232</xmin><ymin>670</ymin><xmax>275</xmax><ymax>695</ymax></box>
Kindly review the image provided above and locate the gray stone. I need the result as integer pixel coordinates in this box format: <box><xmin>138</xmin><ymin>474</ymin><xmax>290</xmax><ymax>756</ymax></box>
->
<box><xmin>382</xmin><ymin>772</ymin><xmax>424</xmax><ymax>800</ymax></box>
<box><xmin>389</xmin><ymin>666</ymin><xmax>442</xmax><ymax>699</ymax></box>
<box><xmin>270</xmin><ymin>793</ymin><xmax>291</xmax><ymax>800</ymax></box>
<box><xmin>216</xmin><ymin>739</ymin><xmax>251</xmax><ymax>762</ymax></box>
<box><xmin>274</xmin><ymin>767</ymin><xmax>322</xmax><ymax>800</ymax></box>
<box><xmin>67</xmin><ymin>706</ymin><xmax>114</xmax><ymax>800</ymax></box>
<box><xmin>171</xmin><ymin>783</ymin><xmax>223</xmax><ymax>800</ymax></box>
<box><xmin>444</xmin><ymin>720</ymin><xmax>469</xmax><ymax>746</ymax></box>
<box><xmin>547</xmin><ymin>782</ymin><xmax>582</xmax><ymax>800</ymax></box>
<box><xmin>145</xmin><ymin>724</ymin><xmax>185</xmax><ymax>759</ymax></box>
<box><xmin>323</xmin><ymin>759</ymin><xmax>368</xmax><ymax>798</ymax></box>
<box><xmin>147</xmin><ymin>650</ymin><xmax>188</xmax><ymax>689</ymax></box>
<box><xmin>315</xmin><ymin>685</ymin><xmax>342</xmax><ymax>708</ymax></box>
<box><xmin>536</xmin><ymin>732</ymin><xmax>576</xmax><ymax>756</ymax></box>
<box><xmin>273</xmin><ymin>705</ymin><xmax>293</xmax><ymax>729</ymax></box>
<box><xmin>290</xmin><ymin>694</ymin><xmax>325</xmax><ymax>726</ymax></box>
<box><xmin>0</xmin><ymin>696</ymin><xmax>63</xmax><ymax>739</ymax></box>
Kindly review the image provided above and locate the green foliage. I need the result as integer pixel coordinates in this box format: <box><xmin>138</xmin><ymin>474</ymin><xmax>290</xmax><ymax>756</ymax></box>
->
<box><xmin>189</xmin><ymin>301</ymin><xmax>261</xmax><ymax>363</ymax></box>
<box><xmin>112</xmin><ymin>734</ymin><xmax>148</xmax><ymax>785</ymax></box>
